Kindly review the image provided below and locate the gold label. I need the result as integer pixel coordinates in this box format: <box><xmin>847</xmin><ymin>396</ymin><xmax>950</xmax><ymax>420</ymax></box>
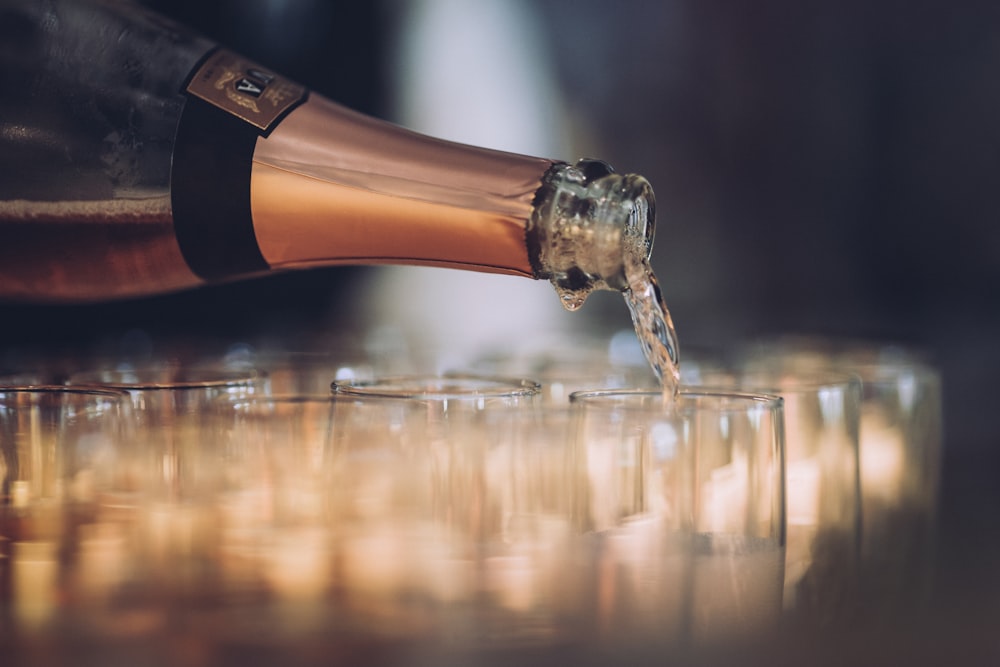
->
<box><xmin>185</xmin><ymin>49</ymin><xmax>307</xmax><ymax>132</ymax></box>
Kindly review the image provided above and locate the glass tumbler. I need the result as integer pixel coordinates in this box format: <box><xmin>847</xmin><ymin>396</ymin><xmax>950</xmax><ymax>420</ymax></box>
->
<box><xmin>0</xmin><ymin>386</ymin><xmax>131</xmax><ymax>636</ymax></box>
<box><xmin>695</xmin><ymin>368</ymin><xmax>863</xmax><ymax>625</ymax></box>
<box><xmin>737</xmin><ymin>337</ymin><xmax>944</xmax><ymax>622</ymax></box>
<box><xmin>67</xmin><ymin>363</ymin><xmax>268</xmax><ymax>498</ymax></box>
<box><xmin>169</xmin><ymin>392</ymin><xmax>344</xmax><ymax>650</ymax></box>
<box><xmin>64</xmin><ymin>363</ymin><xmax>269</xmax><ymax>602</ymax></box>
<box><xmin>852</xmin><ymin>358</ymin><xmax>943</xmax><ymax>621</ymax></box>
<box><xmin>328</xmin><ymin>374</ymin><xmax>585</xmax><ymax>651</ymax></box>
<box><xmin>569</xmin><ymin>389</ymin><xmax>787</xmax><ymax>652</ymax></box>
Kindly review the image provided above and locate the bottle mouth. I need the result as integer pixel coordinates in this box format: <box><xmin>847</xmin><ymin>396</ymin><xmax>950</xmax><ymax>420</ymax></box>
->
<box><xmin>528</xmin><ymin>159</ymin><xmax>657</xmax><ymax>311</ymax></box>
<box><xmin>619</xmin><ymin>172</ymin><xmax>656</xmax><ymax>267</ymax></box>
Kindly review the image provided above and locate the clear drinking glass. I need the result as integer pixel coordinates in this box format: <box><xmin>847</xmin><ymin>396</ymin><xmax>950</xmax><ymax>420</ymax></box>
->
<box><xmin>851</xmin><ymin>358</ymin><xmax>943</xmax><ymax>621</ymax></box>
<box><xmin>327</xmin><ymin>374</ymin><xmax>607</xmax><ymax>651</ymax></box>
<box><xmin>67</xmin><ymin>365</ymin><xmax>267</xmax><ymax>494</ymax></box>
<box><xmin>692</xmin><ymin>367</ymin><xmax>863</xmax><ymax>625</ymax></box>
<box><xmin>736</xmin><ymin>337</ymin><xmax>944</xmax><ymax>622</ymax></box>
<box><xmin>568</xmin><ymin>389</ymin><xmax>787</xmax><ymax>652</ymax></box>
<box><xmin>62</xmin><ymin>364</ymin><xmax>269</xmax><ymax>602</ymax></box>
<box><xmin>0</xmin><ymin>386</ymin><xmax>132</xmax><ymax>635</ymax></box>
<box><xmin>190</xmin><ymin>393</ymin><xmax>342</xmax><ymax>648</ymax></box>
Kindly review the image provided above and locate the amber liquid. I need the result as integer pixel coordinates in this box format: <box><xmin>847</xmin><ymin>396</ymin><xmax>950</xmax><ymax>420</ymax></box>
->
<box><xmin>0</xmin><ymin>197</ymin><xmax>200</xmax><ymax>302</ymax></box>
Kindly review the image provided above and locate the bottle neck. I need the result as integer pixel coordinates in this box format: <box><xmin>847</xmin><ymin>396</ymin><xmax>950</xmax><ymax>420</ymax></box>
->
<box><xmin>249</xmin><ymin>96</ymin><xmax>553</xmax><ymax>277</ymax></box>
<box><xmin>173</xmin><ymin>49</ymin><xmax>657</xmax><ymax>312</ymax></box>
<box><xmin>528</xmin><ymin>159</ymin><xmax>657</xmax><ymax>311</ymax></box>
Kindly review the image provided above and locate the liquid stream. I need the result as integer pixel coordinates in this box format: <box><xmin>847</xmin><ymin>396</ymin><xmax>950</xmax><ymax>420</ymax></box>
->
<box><xmin>624</xmin><ymin>256</ymin><xmax>681</xmax><ymax>395</ymax></box>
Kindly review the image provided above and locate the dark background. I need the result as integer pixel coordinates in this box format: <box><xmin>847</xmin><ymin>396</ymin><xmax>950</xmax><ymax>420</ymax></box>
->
<box><xmin>1</xmin><ymin>0</ymin><xmax>997</xmax><ymax>659</ymax></box>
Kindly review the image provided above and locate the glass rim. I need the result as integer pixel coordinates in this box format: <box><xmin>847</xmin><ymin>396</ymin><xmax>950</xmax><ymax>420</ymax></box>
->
<box><xmin>568</xmin><ymin>387</ymin><xmax>784</xmax><ymax>411</ymax></box>
<box><xmin>848</xmin><ymin>359</ymin><xmax>941</xmax><ymax>384</ymax></box>
<box><xmin>736</xmin><ymin>336</ymin><xmax>940</xmax><ymax>380</ymax></box>
<box><xmin>66</xmin><ymin>366</ymin><xmax>265</xmax><ymax>391</ymax></box>
<box><xmin>0</xmin><ymin>384</ymin><xmax>132</xmax><ymax>399</ymax></box>
<box><xmin>691</xmin><ymin>369</ymin><xmax>863</xmax><ymax>395</ymax></box>
<box><xmin>331</xmin><ymin>373</ymin><xmax>541</xmax><ymax>400</ymax></box>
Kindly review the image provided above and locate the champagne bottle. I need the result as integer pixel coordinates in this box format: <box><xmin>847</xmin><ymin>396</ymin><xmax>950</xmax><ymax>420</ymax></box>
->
<box><xmin>0</xmin><ymin>0</ymin><xmax>656</xmax><ymax>316</ymax></box>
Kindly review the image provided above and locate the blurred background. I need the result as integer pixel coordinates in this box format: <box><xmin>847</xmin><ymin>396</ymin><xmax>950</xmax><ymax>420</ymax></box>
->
<box><xmin>0</xmin><ymin>0</ymin><xmax>997</xmax><ymax>657</ymax></box>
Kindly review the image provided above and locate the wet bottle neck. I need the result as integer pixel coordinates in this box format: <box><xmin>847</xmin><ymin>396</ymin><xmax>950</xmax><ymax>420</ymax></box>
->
<box><xmin>529</xmin><ymin>159</ymin><xmax>657</xmax><ymax>311</ymax></box>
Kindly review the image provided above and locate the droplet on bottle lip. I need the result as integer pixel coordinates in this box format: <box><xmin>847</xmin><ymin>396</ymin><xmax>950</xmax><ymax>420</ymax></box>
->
<box><xmin>549</xmin><ymin>277</ymin><xmax>595</xmax><ymax>312</ymax></box>
<box><xmin>558</xmin><ymin>289</ymin><xmax>587</xmax><ymax>311</ymax></box>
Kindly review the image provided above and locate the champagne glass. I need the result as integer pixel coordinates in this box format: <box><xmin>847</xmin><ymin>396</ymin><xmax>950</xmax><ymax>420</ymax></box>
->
<box><xmin>692</xmin><ymin>366</ymin><xmax>863</xmax><ymax>626</ymax></box>
<box><xmin>569</xmin><ymin>388</ymin><xmax>786</xmax><ymax>652</ymax></box>
<box><xmin>66</xmin><ymin>362</ymin><xmax>268</xmax><ymax>495</ymax></box>
<box><xmin>63</xmin><ymin>363</ymin><xmax>269</xmax><ymax>603</ymax></box>
<box><xmin>851</xmin><ymin>357</ymin><xmax>943</xmax><ymax>622</ymax></box>
<box><xmin>188</xmin><ymin>393</ymin><xmax>342</xmax><ymax>648</ymax></box>
<box><xmin>328</xmin><ymin>374</ymin><xmax>602</xmax><ymax>651</ymax></box>
<box><xmin>736</xmin><ymin>337</ymin><xmax>944</xmax><ymax>621</ymax></box>
<box><xmin>330</xmin><ymin>372</ymin><xmax>542</xmax><ymax>538</ymax></box>
<box><xmin>0</xmin><ymin>386</ymin><xmax>131</xmax><ymax>634</ymax></box>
